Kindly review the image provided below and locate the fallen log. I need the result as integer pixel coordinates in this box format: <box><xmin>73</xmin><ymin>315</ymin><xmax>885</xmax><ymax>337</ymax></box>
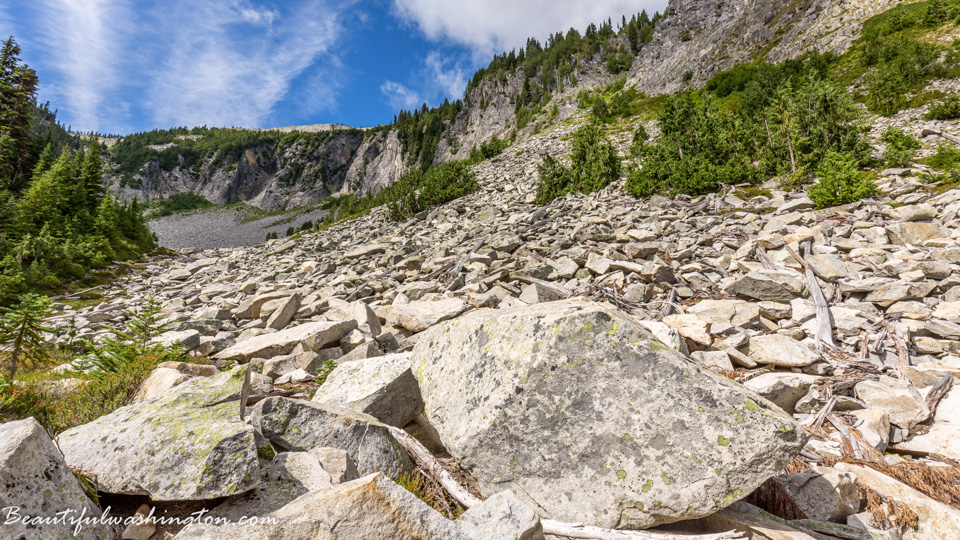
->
<box><xmin>385</xmin><ymin>425</ymin><xmax>748</xmax><ymax>539</ymax></box>
<box><xmin>786</xmin><ymin>244</ymin><xmax>835</xmax><ymax>352</ymax></box>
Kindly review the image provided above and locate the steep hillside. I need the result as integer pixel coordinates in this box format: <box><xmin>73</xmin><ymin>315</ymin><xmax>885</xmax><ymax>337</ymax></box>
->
<box><xmin>105</xmin><ymin>0</ymin><xmax>927</xmax><ymax>215</ymax></box>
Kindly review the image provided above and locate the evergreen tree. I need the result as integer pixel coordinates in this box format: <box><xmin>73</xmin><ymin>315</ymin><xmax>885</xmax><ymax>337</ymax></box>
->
<box><xmin>0</xmin><ymin>37</ymin><xmax>38</xmax><ymax>190</ymax></box>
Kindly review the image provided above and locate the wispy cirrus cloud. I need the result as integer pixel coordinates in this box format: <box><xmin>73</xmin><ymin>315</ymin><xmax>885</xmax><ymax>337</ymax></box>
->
<box><xmin>143</xmin><ymin>0</ymin><xmax>357</xmax><ymax>130</ymax></box>
<box><xmin>17</xmin><ymin>0</ymin><xmax>356</xmax><ymax>133</ymax></box>
<box><xmin>381</xmin><ymin>50</ymin><xmax>468</xmax><ymax>111</ymax></box>
<box><xmin>32</xmin><ymin>0</ymin><xmax>127</xmax><ymax>133</ymax></box>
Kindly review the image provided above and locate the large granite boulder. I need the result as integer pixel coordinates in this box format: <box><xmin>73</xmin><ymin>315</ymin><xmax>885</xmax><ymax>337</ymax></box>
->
<box><xmin>0</xmin><ymin>418</ymin><xmax>116</xmax><ymax>540</ymax></box>
<box><xmin>249</xmin><ymin>397</ymin><xmax>412</xmax><ymax>479</ymax></box>
<box><xmin>57</xmin><ymin>366</ymin><xmax>259</xmax><ymax>501</ymax></box>
<box><xmin>409</xmin><ymin>300</ymin><xmax>807</xmax><ymax>529</ymax></box>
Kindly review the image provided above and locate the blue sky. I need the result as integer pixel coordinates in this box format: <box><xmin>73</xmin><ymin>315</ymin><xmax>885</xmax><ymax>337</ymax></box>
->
<box><xmin>1</xmin><ymin>0</ymin><xmax>667</xmax><ymax>135</ymax></box>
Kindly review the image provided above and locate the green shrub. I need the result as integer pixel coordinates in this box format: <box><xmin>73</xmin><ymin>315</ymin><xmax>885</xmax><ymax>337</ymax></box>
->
<box><xmin>925</xmin><ymin>95</ymin><xmax>960</xmax><ymax>120</ymax></box>
<box><xmin>535</xmin><ymin>120</ymin><xmax>621</xmax><ymax>204</ymax></box>
<box><xmin>881</xmin><ymin>127</ymin><xmax>920</xmax><ymax>167</ymax></box>
<box><xmin>151</xmin><ymin>193</ymin><xmax>213</xmax><ymax>217</ymax></box>
<box><xmin>807</xmin><ymin>152</ymin><xmax>877</xmax><ymax>208</ymax></box>
<box><xmin>79</xmin><ymin>297</ymin><xmax>178</xmax><ymax>374</ymax></box>
<box><xmin>1</xmin><ymin>353</ymin><xmax>173</xmax><ymax>433</ymax></box>
<box><xmin>925</xmin><ymin>144</ymin><xmax>960</xmax><ymax>170</ymax></box>
<box><xmin>468</xmin><ymin>136</ymin><xmax>509</xmax><ymax>162</ymax></box>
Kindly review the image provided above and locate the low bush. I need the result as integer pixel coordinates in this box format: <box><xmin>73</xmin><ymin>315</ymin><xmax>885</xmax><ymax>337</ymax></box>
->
<box><xmin>881</xmin><ymin>127</ymin><xmax>920</xmax><ymax>167</ymax></box>
<box><xmin>925</xmin><ymin>94</ymin><xmax>960</xmax><ymax>120</ymax></box>
<box><xmin>535</xmin><ymin>120</ymin><xmax>621</xmax><ymax>204</ymax></box>
<box><xmin>807</xmin><ymin>152</ymin><xmax>877</xmax><ymax>208</ymax></box>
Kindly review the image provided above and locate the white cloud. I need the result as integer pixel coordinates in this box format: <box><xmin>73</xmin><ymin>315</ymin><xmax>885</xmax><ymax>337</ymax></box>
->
<box><xmin>425</xmin><ymin>51</ymin><xmax>466</xmax><ymax>98</ymax></box>
<box><xmin>392</xmin><ymin>0</ymin><xmax>668</xmax><ymax>56</ymax></box>
<box><xmin>381</xmin><ymin>51</ymin><xmax>469</xmax><ymax>111</ymax></box>
<box><xmin>144</xmin><ymin>0</ymin><xmax>355</xmax><ymax>129</ymax></box>
<box><xmin>24</xmin><ymin>0</ymin><xmax>354</xmax><ymax>132</ymax></box>
<box><xmin>381</xmin><ymin>80</ymin><xmax>422</xmax><ymax>111</ymax></box>
<box><xmin>33</xmin><ymin>0</ymin><xmax>125</xmax><ymax>132</ymax></box>
<box><xmin>239</xmin><ymin>5</ymin><xmax>279</xmax><ymax>26</ymax></box>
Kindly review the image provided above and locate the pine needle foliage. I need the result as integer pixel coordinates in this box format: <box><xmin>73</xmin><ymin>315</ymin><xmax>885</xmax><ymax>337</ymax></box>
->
<box><xmin>0</xmin><ymin>293</ymin><xmax>51</xmax><ymax>377</ymax></box>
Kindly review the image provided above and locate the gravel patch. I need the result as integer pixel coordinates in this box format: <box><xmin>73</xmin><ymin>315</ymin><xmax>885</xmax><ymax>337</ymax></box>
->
<box><xmin>149</xmin><ymin>205</ymin><xmax>329</xmax><ymax>250</ymax></box>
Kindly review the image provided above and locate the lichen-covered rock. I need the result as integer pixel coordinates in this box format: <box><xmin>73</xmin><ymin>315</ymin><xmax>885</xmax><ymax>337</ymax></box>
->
<box><xmin>205</xmin><ymin>451</ymin><xmax>334</xmax><ymax>522</ymax></box>
<box><xmin>312</xmin><ymin>352</ymin><xmax>424</xmax><ymax>427</ymax></box>
<box><xmin>457</xmin><ymin>491</ymin><xmax>545</xmax><ymax>540</ymax></box>
<box><xmin>131</xmin><ymin>366</ymin><xmax>191</xmax><ymax>403</ymax></box>
<box><xmin>409</xmin><ymin>300</ymin><xmax>807</xmax><ymax>529</ymax></box>
<box><xmin>57</xmin><ymin>366</ymin><xmax>259</xmax><ymax>501</ymax></box>
<box><xmin>249</xmin><ymin>397</ymin><xmax>412</xmax><ymax>479</ymax></box>
<box><xmin>173</xmin><ymin>473</ymin><xmax>467</xmax><ymax>540</ymax></box>
<box><xmin>0</xmin><ymin>418</ymin><xmax>116</xmax><ymax>540</ymax></box>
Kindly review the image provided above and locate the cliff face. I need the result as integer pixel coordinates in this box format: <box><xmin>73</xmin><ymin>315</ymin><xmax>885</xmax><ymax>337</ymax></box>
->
<box><xmin>628</xmin><ymin>0</ymin><xmax>899</xmax><ymax>94</ymax></box>
<box><xmin>110</xmin><ymin>131</ymin><xmax>386</xmax><ymax>211</ymax></box>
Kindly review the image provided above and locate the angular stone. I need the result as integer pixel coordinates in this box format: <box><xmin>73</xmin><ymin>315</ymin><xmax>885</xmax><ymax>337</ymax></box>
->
<box><xmin>851</xmin><ymin>408</ymin><xmax>891</xmax><ymax>452</ymax></box>
<box><xmin>663</xmin><ymin>313</ymin><xmax>713</xmax><ymax>348</ymax></box>
<box><xmin>205</xmin><ymin>451</ymin><xmax>334</xmax><ymax>522</ymax></box>
<box><xmin>805</xmin><ymin>254</ymin><xmax>851</xmax><ymax>281</ymax></box>
<box><xmin>519</xmin><ymin>282</ymin><xmax>563</xmax><ymax>304</ymax></box>
<box><xmin>835</xmin><ymin>463</ymin><xmax>960</xmax><ymax>540</ymax></box>
<box><xmin>892</xmin><ymin>385</ymin><xmax>960</xmax><ymax>459</ymax></box>
<box><xmin>57</xmin><ymin>366</ymin><xmax>259</xmax><ymax>500</ymax></box>
<box><xmin>690</xmin><ymin>350</ymin><xmax>734</xmax><ymax>371</ymax></box>
<box><xmin>313</xmin><ymin>353</ymin><xmax>424</xmax><ymax>427</ymax></box>
<box><xmin>151</xmin><ymin>329</ymin><xmax>201</xmax><ymax>350</ymax></box>
<box><xmin>131</xmin><ymin>367</ymin><xmax>191</xmax><ymax>403</ymax></box>
<box><xmin>234</xmin><ymin>292</ymin><xmax>289</xmax><ymax>319</ymax></box>
<box><xmin>157</xmin><ymin>361</ymin><xmax>220</xmax><ymax>377</ymax></box>
<box><xmin>250</xmin><ymin>397</ymin><xmax>412</xmax><ymax>478</ymax></box>
<box><xmin>215</xmin><ymin>320</ymin><xmax>357</xmax><ymax>364</ymax></box>
<box><xmin>748</xmin><ymin>334</ymin><xmax>819</xmax><ymax>367</ymax></box>
<box><xmin>350</xmin><ymin>301</ymin><xmax>382</xmax><ymax>336</ymax></box>
<box><xmin>865</xmin><ymin>281</ymin><xmax>937</xmax><ymax>308</ymax></box>
<box><xmin>932</xmin><ymin>301</ymin><xmax>960</xmax><ymax>323</ymax></box>
<box><xmin>725</xmin><ymin>270</ymin><xmax>806</xmax><ymax>302</ymax></box>
<box><xmin>743</xmin><ymin>372</ymin><xmax>821</xmax><ymax>414</ymax></box>
<box><xmin>457</xmin><ymin>491</ymin><xmax>544</xmax><ymax>540</ymax></box>
<box><xmin>262</xmin><ymin>351</ymin><xmax>322</xmax><ymax>380</ymax></box>
<box><xmin>855</xmin><ymin>377</ymin><xmax>929</xmax><ymax>429</ymax></box>
<box><xmin>887</xmin><ymin>222</ymin><xmax>944</xmax><ymax>245</ymax></box>
<box><xmin>0</xmin><ymin>418</ymin><xmax>116</xmax><ymax>540</ymax></box>
<box><xmin>345</xmin><ymin>243</ymin><xmax>391</xmax><ymax>259</ymax></box>
<box><xmin>377</xmin><ymin>298</ymin><xmax>467</xmax><ymax>333</ymax></box>
<box><xmin>123</xmin><ymin>504</ymin><xmax>155</xmax><ymax>540</ymax></box>
<box><xmin>266</xmin><ymin>293</ymin><xmax>301</xmax><ymax>330</ymax></box>
<box><xmin>687</xmin><ymin>299</ymin><xmax>761</xmax><ymax>328</ymax></box>
<box><xmin>409</xmin><ymin>301</ymin><xmax>806</xmax><ymax>529</ymax></box>
<box><xmin>310</xmin><ymin>447</ymin><xmax>360</xmax><ymax>485</ymax></box>
<box><xmin>773</xmin><ymin>466</ymin><xmax>859</xmax><ymax>522</ymax></box>
<box><xmin>174</xmin><ymin>473</ymin><xmax>467</xmax><ymax>540</ymax></box>
<box><xmin>552</xmin><ymin>256</ymin><xmax>580</xmax><ymax>279</ymax></box>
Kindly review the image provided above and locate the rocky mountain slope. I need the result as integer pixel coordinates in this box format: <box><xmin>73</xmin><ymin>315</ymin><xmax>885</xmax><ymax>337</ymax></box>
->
<box><xmin>9</xmin><ymin>96</ymin><xmax>960</xmax><ymax>538</ymax></box>
<box><xmin>108</xmin><ymin>0</ymin><xmax>895</xmax><ymax>213</ymax></box>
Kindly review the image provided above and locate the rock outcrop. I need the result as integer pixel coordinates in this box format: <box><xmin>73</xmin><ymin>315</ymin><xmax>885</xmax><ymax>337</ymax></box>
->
<box><xmin>57</xmin><ymin>366</ymin><xmax>259</xmax><ymax>501</ymax></box>
<box><xmin>0</xmin><ymin>418</ymin><xmax>116</xmax><ymax>540</ymax></box>
<box><xmin>410</xmin><ymin>300</ymin><xmax>806</xmax><ymax>528</ymax></box>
